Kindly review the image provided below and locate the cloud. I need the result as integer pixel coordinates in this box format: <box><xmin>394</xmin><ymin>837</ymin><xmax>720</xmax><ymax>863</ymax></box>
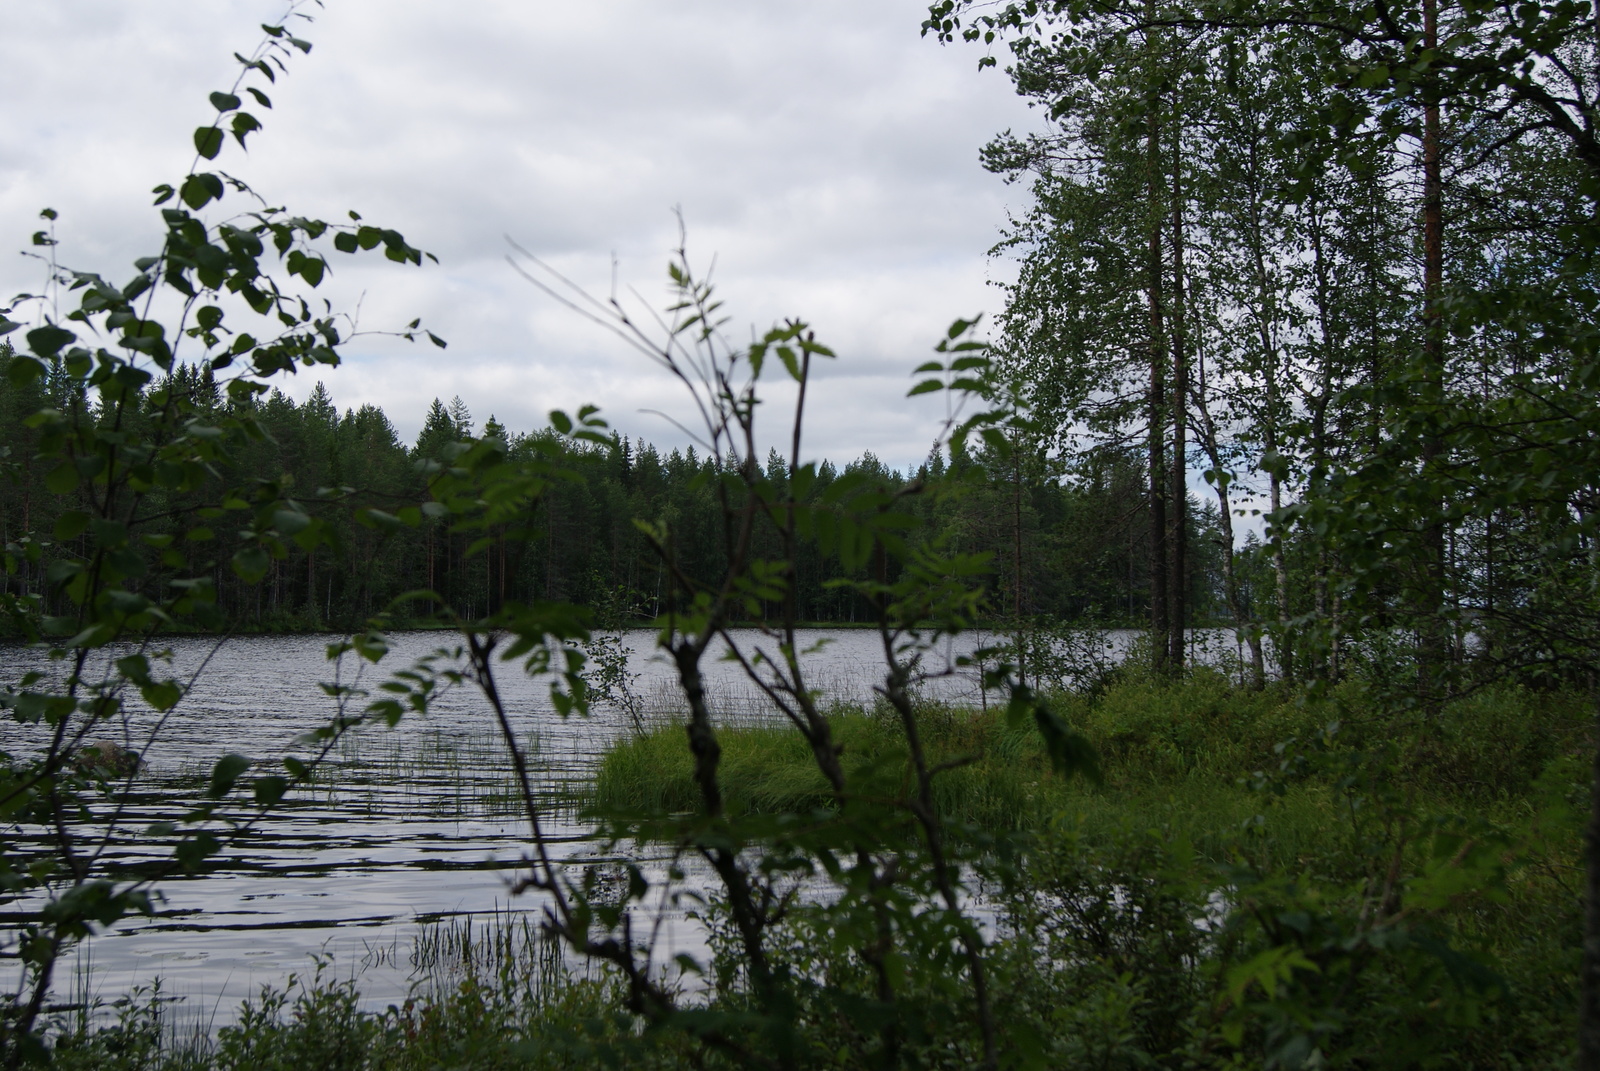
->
<box><xmin>0</xmin><ymin>0</ymin><xmax>1040</xmax><ymax>465</ymax></box>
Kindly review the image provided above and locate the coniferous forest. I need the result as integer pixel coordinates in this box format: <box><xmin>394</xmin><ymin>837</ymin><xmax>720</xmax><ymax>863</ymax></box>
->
<box><xmin>0</xmin><ymin>351</ymin><xmax>1249</xmax><ymax>632</ymax></box>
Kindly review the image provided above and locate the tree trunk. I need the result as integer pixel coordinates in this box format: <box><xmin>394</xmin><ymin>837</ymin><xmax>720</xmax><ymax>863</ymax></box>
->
<box><xmin>1417</xmin><ymin>0</ymin><xmax>1451</xmax><ymax>705</ymax></box>
<box><xmin>1168</xmin><ymin>107</ymin><xmax>1189</xmax><ymax>673</ymax></box>
<box><xmin>1145</xmin><ymin>5</ymin><xmax>1169</xmax><ymax>675</ymax></box>
<box><xmin>1195</xmin><ymin>365</ymin><xmax>1265</xmax><ymax>689</ymax></box>
<box><xmin>1271</xmin><ymin>468</ymin><xmax>1291</xmax><ymax>681</ymax></box>
<box><xmin>1307</xmin><ymin>192</ymin><xmax>1340</xmax><ymax>681</ymax></box>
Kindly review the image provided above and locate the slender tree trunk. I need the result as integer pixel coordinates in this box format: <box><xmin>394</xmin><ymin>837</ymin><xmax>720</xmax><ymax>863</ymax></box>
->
<box><xmin>1270</xmin><ymin>467</ymin><xmax>1291</xmax><ymax>681</ymax></box>
<box><xmin>1145</xmin><ymin>7</ymin><xmax>1169</xmax><ymax>674</ymax></box>
<box><xmin>1195</xmin><ymin>361</ymin><xmax>1265</xmax><ymax>688</ymax></box>
<box><xmin>1418</xmin><ymin>0</ymin><xmax>1450</xmax><ymax>703</ymax></box>
<box><xmin>1168</xmin><ymin>110</ymin><xmax>1189</xmax><ymax>673</ymax></box>
<box><xmin>1238</xmin><ymin>96</ymin><xmax>1293</xmax><ymax>683</ymax></box>
<box><xmin>1013</xmin><ymin>451</ymin><xmax>1024</xmax><ymax>623</ymax></box>
<box><xmin>1582</xmin><ymin>482</ymin><xmax>1600</xmax><ymax>1068</ymax></box>
<box><xmin>1308</xmin><ymin>193</ymin><xmax>1340</xmax><ymax>681</ymax></box>
<box><xmin>1013</xmin><ymin>446</ymin><xmax>1027</xmax><ymax>687</ymax></box>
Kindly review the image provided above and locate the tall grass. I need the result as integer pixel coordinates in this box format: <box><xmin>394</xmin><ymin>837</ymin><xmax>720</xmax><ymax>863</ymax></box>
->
<box><xmin>47</xmin><ymin>913</ymin><xmax>654</xmax><ymax>1071</ymax></box>
<box><xmin>590</xmin><ymin>672</ymin><xmax>1591</xmax><ymax>865</ymax></box>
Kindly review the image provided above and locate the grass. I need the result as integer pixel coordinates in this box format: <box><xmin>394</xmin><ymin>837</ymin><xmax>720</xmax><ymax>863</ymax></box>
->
<box><xmin>37</xmin><ymin>672</ymin><xmax>1592</xmax><ymax>1069</ymax></box>
<box><xmin>48</xmin><ymin>964</ymin><xmax>673</xmax><ymax>1071</ymax></box>
<box><xmin>590</xmin><ymin>670</ymin><xmax>1591</xmax><ymax>868</ymax></box>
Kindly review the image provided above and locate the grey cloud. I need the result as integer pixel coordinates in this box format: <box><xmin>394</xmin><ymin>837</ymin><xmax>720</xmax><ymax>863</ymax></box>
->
<box><xmin>2</xmin><ymin>0</ymin><xmax>1040</xmax><ymax>466</ymax></box>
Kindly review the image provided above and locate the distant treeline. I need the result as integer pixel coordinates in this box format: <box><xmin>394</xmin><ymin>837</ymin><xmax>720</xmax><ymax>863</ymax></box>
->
<box><xmin>0</xmin><ymin>348</ymin><xmax>1276</xmax><ymax>631</ymax></box>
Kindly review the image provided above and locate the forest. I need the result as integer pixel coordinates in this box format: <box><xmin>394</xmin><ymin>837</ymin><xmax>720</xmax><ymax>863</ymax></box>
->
<box><xmin>0</xmin><ymin>356</ymin><xmax>1244</xmax><ymax>633</ymax></box>
<box><xmin>931</xmin><ymin>0</ymin><xmax>1600</xmax><ymax>692</ymax></box>
<box><xmin>0</xmin><ymin>0</ymin><xmax>1598</xmax><ymax>1068</ymax></box>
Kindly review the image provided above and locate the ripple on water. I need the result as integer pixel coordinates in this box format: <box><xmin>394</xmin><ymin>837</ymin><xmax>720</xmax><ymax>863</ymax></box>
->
<box><xmin>0</xmin><ymin>626</ymin><xmax>1220</xmax><ymax>1026</ymax></box>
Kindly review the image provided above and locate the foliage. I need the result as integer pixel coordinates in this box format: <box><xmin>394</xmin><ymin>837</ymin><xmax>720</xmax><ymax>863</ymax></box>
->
<box><xmin>923</xmin><ymin>0</ymin><xmax>1600</xmax><ymax>690</ymax></box>
<box><xmin>33</xmin><ymin>677</ymin><xmax>1584</xmax><ymax>1069</ymax></box>
<box><xmin>921</xmin><ymin>6</ymin><xmax>1600</xmax><ymax>1053</ymax></box>
<box><xmin>0</xmin><ymin>362</ymin><xmax>1242</xmax><ymax>633</ymax></box>
<box><xmin>0</xmin><ymin>5</ymin><xmax>438</xmax><ymax>1061</ymax></box>
<box><xmin>1</xmin><ymin>1</ymin><xmax>1595</xmax><ymax>1068</ymax></box>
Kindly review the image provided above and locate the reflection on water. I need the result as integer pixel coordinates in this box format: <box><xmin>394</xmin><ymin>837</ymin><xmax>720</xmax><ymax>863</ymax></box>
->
<box><xmin>0</xmin><ymin>626</ymin><xmax>1244</xmax><ymax>1025</ymax></box>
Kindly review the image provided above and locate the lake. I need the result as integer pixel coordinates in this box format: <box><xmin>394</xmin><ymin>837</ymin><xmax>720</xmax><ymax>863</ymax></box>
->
<box><xmin>0</xmin><ymin>626</ymin><xmax>1249</xmax><ymax>1027</ymax></box>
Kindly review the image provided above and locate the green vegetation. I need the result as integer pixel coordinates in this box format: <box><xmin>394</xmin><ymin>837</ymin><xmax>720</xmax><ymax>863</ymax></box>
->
<box><xmin>595</xmin><ymin>675</ymin><xmax>1590</xmax><ymax>851</ymax></box>
<box><xmin>3</xmin><ymin>0</ymin><xmax>1599</xmax><ymax>1067</ymax></box>
<box><xmin>46</xmin><ymin>961</ymin><xmax>676</xmax><ymax>1071</ymax></box>
<box><xmin>0</xmin><ymin>351</ymin><xmax>1246</xmax><ymax>633</ymax></box>
<box><xmin>35</xmin><ymin>675</ymin><xmax>1586</xmax><ymax>1069</ymax></box>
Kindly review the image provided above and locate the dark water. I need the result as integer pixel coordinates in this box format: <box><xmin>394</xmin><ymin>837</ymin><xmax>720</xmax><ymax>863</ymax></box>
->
<box><xmin>0</xmin><ymin>626</ymin><xmax>1247</xmax><ymax>1025</ymax></box>
<box><xmin>0</xmin><ymin>628</ymin><xmax>998</xmax><ymax>1023</ymax></box>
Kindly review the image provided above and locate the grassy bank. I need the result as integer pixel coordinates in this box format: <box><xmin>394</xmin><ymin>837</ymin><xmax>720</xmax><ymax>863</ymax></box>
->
<box><xmin>578</xmin><ymin>672</ymin><xmax>1588</xmax><ymax>1065</ymax></box>
<box><xmin>42</xmin><ymin>674</ymin><xmax>1590</xmax><ymax>1068</ymax></box>
<box><xmin>592</xmin><ymin>672</ymin><xmax>1589</xmax><ymax>865</ymax></box>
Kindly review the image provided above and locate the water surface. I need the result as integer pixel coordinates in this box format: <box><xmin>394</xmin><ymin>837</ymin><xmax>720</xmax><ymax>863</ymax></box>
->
<box><xmin>0</xmin><ymin>625</ymin><xmax>1246</xmax><ymax>1024</ymax></box>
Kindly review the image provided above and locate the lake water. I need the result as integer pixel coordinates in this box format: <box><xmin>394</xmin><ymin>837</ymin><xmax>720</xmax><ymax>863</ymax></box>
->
<box><xmin>0</xmin><ymin>626</ymin><xmax>1249</xmax><ymax>1028</ymax></box>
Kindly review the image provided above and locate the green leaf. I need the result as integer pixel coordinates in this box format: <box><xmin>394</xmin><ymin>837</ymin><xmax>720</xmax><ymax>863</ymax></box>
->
<box><xmin>207</xmin><ymin>753</ymin><xmax>251</xmax><ymax>799</ymax></box>
<box><xmin>175</xmin><ymin>831</ymin><xmax>220</xmax><ymax>872</ymax></box>
<box><xmin>179</xmin><ymin>173</ymin><xmax>225</xmax><ymax>210</ymax></box>
<box><xmin>193</xmin><ymin>126</ymin><xmax>225</xmax><ymax>160</ymax></box>
<box><xmin>53</xmin><ymin>511</ymin><xmax>91</xmax><ymax>541</ymax></box>
<box><xmin>368</xmin><ymin>699</ymin><xmax>404</xmax><ymax>726</ymax></box>
<box><xmin>140</xmin><ymin>680</ymin><xmax>183</xmax><ymax>712</ymax></box>
<box><xmin>1224</xmin><ymin>945</ymin><xmax>1320</xmax><ymax>1004</ymax></box>
<box><xmin>27</xmin><ymin>325</ymin><xmax>75</xmax><ymax>359</ymax></box>
<box><xmin>1031</xmin><ymin>700</ymin><xmax>1101</xmax><ymax>784</ymax></box>
<box><xmin>253</xmin><ymin>775</ymin><xmax>288</xmax><ymax>806</ymax></box>
<box><xmin>231</xmin><ymin>545</ymin><xmax>269</xmax><ymax>582</ymax></box>
<box><xmin>230</xmin><ymin>112</ymin><xmax>262</xmax><ymax>149</ymax></box>
<box><xmin>296</xmin><ymin>255</ymin><xmax>325</xmax><ymax>287</ymax></box>
<box><xmin>116</xmin><ymin>654</ymin><xmax>153</xmax><ymax>684</ymax></box>
<box><xmin>44</xmin><ymin>463</ymin><xmax>79</xmax><ymax>495</ymax></box>
<box><xmin>209</xmin><ymin>91</ymin><xmax>241</xmax><ymax>112</ymax></box>
<box><xmin>272</xmin><ymin>508</ymin><xmax>310</xmax><ymax>536</ymax></box>
<box><xmin>6</xmin><ymin>355</ymin><xmax>45</xmax><ymax>387</ymax></box>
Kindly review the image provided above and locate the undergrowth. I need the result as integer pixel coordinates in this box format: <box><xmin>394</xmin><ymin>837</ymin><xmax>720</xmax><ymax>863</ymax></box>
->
<box><xmin>37</xmin><ymin>674</ymin><xmax>1590</xmax><ymax>1068</ymax></box>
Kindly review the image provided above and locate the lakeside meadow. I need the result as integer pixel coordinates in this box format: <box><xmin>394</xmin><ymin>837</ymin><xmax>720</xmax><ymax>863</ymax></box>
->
<box><xmin>4</xmin><ymin>1</ymin><xmax>1600</xmax><ymax>1068</ymax></box>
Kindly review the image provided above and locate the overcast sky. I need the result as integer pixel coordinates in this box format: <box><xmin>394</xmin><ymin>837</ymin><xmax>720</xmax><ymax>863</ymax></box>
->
<box><xmin>0</xmin><ymin>0</ymin><xmax>1043</xmax><ymax>469</ymax></box>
